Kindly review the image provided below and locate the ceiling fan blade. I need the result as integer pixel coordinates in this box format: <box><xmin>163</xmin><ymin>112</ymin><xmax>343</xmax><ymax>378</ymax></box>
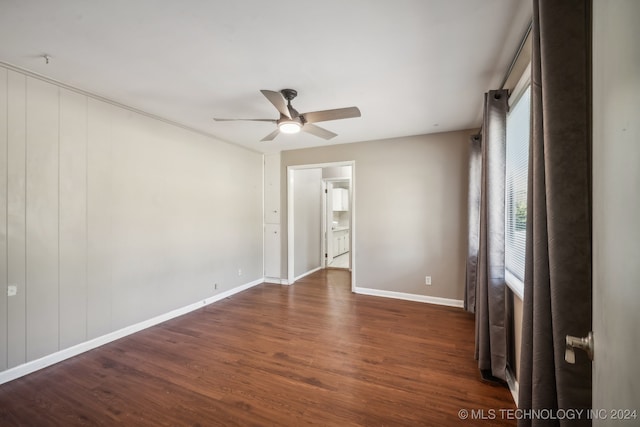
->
<box><xmin>261</xmin><ymin>128</ymin><xmax>280</xmax><ymax>142</ymax></box>
<box><xmin>260</xmin><ymin>90</ymin><xmax>291</xmax><ymax>119</ymax></box>
<box><xmin>303</xmin><ymin>123</ymin><xmax>338</xmax><ymax>140</ymax></box>
<box><xmin>302</xmin><ymin>106</ymin><xmax>361</xmax><ymax>124</ymax></box>
<box><xmin>213</xmin><ymin>118</ymin><xmax>276</xmax><ymax>122</ymax></box>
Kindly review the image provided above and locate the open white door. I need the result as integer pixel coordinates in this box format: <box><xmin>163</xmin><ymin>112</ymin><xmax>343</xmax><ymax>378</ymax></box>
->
<box><xmin>592</xmin><ymin>1</ymin><xmax>640</xmax><ymax>423</ymax></box>
<box><xmin>325</xmin><ymin>181</ymin><xmax>334</xmax><ymax>267</ymax></box>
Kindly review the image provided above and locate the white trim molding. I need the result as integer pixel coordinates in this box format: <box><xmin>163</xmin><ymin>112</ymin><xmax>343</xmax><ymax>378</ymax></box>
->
<box><xmin>0</xmin><ymin>278</ymin><xmax>264</xmax><ymax>386</ymax></box>
<box><xmin>293</xmin><ymin>266</ymin><xmax>322</xmax><ymax>282</ymax></box>
<box><xmin>264</xmin><ymin>278</ymin><xmax>289</xmax><ymax>285</ymax></box>
<box><xmin>505</xmin><ymin>270</ymin><xmax>525</xmax><ymax>300</ymax></box>
<box><xmin>354</xmin><ymin>287</ymin><xmax>464</xmax><ymax>308</ymax></box>
<box><xmin>505</xmin><ymin>367</ymin><xmax>520</xmax><ymax>406</ymax></box>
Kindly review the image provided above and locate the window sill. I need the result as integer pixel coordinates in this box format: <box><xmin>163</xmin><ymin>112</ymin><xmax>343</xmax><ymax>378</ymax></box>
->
<box><xmin>505</xmin><ymin>270</ymin><xmax>524</xmax><ymax>300</ymax></box>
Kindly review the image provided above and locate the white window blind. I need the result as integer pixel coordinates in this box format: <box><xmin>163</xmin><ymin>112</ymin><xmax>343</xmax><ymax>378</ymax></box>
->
<box><xmin>505</xmin><ymin>86</ymin><xmax>531</xmax><ymax>283</ymax></box>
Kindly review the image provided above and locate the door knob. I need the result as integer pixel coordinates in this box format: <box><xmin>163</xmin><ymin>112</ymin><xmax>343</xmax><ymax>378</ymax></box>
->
<box><xmin>565</xmin><ymin>331</ymin><xmax>594</xmax><ymax>364</ymax></box>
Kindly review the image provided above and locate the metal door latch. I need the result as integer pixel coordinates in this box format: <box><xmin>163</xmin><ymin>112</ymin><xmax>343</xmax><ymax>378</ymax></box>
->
<box><xmin>565</xmin><ymin>331</ymin><xmax>594</xmax><ymax>364</ymax></box>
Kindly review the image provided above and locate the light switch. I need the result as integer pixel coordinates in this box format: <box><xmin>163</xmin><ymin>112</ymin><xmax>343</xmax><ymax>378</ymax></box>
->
<box><xmin>7</xmin><ymin>285</ymin><xmax>17</xmax><ymax>297</ymax></box>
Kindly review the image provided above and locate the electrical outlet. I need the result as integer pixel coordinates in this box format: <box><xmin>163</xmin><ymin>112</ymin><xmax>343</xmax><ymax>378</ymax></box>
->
<box><xmin>238</xmin><ymin>268</ymin><xmax>242</xmax><ymax>276</ymax></box>
<box><xmin>425</xmin><ymin>276</ymin><xmax>432</xmax><ymax>286</ymax></box>
<box><xmin>7</xmin><ymin>285</ymin><xmax>17</xmax><ymax>296</ymax></box>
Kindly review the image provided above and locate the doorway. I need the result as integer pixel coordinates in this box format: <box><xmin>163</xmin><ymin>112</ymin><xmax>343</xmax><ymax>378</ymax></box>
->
<box><xmin>287</xmin><ymin>161</ymin><xmax>355</xmax><ymax>291</ymax></box>
<box><xmin>323</xmin><ymin>177</ymin><xmax>351</xmax><ymax>270</ymax></box>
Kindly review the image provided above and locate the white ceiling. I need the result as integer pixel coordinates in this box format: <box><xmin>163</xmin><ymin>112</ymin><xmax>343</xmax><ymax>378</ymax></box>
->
<box><xmin>0</xmin><ymin>0</ymin><xmax>532</xmax><ymax>153</ymax></box>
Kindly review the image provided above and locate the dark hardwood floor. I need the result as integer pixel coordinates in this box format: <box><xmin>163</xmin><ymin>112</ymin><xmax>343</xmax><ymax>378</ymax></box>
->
<box><xmin>0</xmin><ymin>269</ymin><xmax>516</xmax><ymax>426</ymax></box>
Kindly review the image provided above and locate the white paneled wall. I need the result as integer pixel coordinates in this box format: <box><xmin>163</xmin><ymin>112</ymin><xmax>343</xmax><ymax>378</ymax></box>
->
<box><xmin>0</xmin><ymin>67</ymin><xmax>7</xmax><ymax>370</ymax></box>
<box><xmin>59</xmin><ymin>88</ymin><xmax>88</xmax><ymax>349</ymax></box>
<box><xmin>6</xmin><ymin>70</ymin><xmax>27</xmax><ymax>368</ymax></box>
<box><xmin>86</xmin><ymin>97</ymin><xmax>113</xmax><ymax>339</ymax></box>
<box><xmin>0</xmin><ymin>65</ymin><xmax>263</xmax><ymax>373</ymax></box>
<box><xmin>25</xmin><ymin>75</ymin><xmax>60</xmax><ymax>361</ymax></box>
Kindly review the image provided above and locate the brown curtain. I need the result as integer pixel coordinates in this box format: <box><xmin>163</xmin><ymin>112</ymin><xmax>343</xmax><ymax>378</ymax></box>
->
<box><xmin>518</xmin><ymin>1</ymin><xmax>592</xmax><ymax>426</ymax></box>
<box><xmin>474</xmin><ymin>89</ymin><xmax>509</xmax><ymax>381</ymax></box>
<box><xmin>464</xmin><ymin>134</ymin><xmax>482</xmax><ymax>313</ymax></box>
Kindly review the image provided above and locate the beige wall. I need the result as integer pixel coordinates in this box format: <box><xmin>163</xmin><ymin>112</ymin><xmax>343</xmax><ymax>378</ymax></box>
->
<box><xmin>281</xmin><ymin>131</ymin><xmax>471</xmax><ymax>300</ymax></box>
<box><xmin>0</xmin><ymin>65</ymin><xmax>263</xmax><ymax>372</ymax></box>
<box><xmin>292</xmin><ymin>168</ymin><xmax>323</xmax><ymax>278</ymax></box>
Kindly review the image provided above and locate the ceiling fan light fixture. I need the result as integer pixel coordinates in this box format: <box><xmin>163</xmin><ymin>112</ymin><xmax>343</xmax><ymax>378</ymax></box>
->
<box><xmin>278</xmin><ymin>120</ymin><xmax>301</xmax><ymax>134</ymax></box>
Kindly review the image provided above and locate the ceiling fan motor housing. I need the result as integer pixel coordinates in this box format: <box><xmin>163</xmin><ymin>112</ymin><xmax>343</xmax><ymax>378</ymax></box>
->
<box><xmin>281</xmin><ymin>89</ymin><xmax>298</xmax><ymax>101</ymax></box>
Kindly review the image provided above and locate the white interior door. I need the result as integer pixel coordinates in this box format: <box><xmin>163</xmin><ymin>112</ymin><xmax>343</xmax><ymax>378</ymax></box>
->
<box><xmin>592</xmin><ymin>1</ymin><xmax>640</xmax><ymax>422</ymax></box>
<box><xmin>325</xmin><ymin>181</ymin><xmax>334</xmax><ymax>266</ymax></box>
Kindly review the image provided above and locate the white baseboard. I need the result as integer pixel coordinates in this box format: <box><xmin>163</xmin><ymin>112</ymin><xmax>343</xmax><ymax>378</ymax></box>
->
<box><xmin>264</xmin><ymin>277</ymin><xmax>289</xmax><ymax>285</ymax></box>
<box><xmin>505</xmin><ymin>367</ymin><xmax>519</xmax><ymax>406</ymax></box>
<box><xmin>353</xmin><ymin>287</ymin><xmax>464</xmax><ymax>308</ymax></box>
<box><xmin>0</xmin><ymin>278</ymin><xmax>264</xmax><ymax>386</ymax></box>
<box><xmin>293</xmin><ymin>266</ymin><xmax>322</xmax><ymax>282</ymax></box>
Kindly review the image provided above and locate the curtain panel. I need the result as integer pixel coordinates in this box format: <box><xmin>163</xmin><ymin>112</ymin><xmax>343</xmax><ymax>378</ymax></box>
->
<box><xmin>518</xmin><ymin>1</ymin><xmax>592</xmax><ymax>426</ymax></box>
<box><xmin>474</xmin><ymin>89</ymin><xmax>509</xmax><ymax>381</ymax></box>
<box><xmin>464</xmin><ymin>134</ymin><xmax>482</xmax><ymax>313</ymax></box>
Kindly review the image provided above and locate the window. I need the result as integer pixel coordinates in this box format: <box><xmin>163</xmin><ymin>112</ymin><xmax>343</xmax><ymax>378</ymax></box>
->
<box><xmin>505</xmin><ymin>78</ymin><xmax>531</xmax><ymax>298</ymax></box>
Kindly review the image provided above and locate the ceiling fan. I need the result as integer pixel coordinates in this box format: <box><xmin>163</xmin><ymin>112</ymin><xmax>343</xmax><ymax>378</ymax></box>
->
<box><xmin>213</xmin><ymin>89</ymin><xmax>361</xmax><ymax>142</ymax></box>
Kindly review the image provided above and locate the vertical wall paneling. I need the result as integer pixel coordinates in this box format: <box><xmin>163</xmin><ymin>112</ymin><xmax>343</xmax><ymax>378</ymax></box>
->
<box><xmin>86</xmin><ymin>98</ymin><xmax>113</xmax><ymax>339</ymax></box>
<box><xmin>59</xmin><ymin>88</ymin><xmax>88</xmax><ymax>349</ymax></box>
<box><xmin>110</xmin><ymin>110</ymin><xmax>162</xmax><ymax>329</ymax></box>
<box><xmin>7</xmin><ymin>71</ymin><xmax>27</xmax><ymax>368</ymax></box>
<box><xmin>0</xmin><ymin>65</ymin><xmax>264</xmax><ymax>378</ymax></box>
<box><xmin>25</xmin><ymin>77</ymin><xmax>59</xmax><ymax>361</ymax></box>
<box><xmin>0</xmin><ymin>68</ymin><xmax>8</xmax><ymax>371</ymax></box>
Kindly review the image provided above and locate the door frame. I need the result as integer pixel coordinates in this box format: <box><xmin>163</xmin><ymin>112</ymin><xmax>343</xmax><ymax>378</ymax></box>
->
<box><xmin>287</xmin><ymin>161</ymin><xmax>355</xmax><ymax>291</ymax></box>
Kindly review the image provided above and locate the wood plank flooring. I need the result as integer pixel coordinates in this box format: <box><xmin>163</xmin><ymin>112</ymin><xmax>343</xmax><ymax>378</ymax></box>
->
<box><xmin>0</xmin><ymin>269</ymin><xmax>516</xmax><ymax>426</ymax></box>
